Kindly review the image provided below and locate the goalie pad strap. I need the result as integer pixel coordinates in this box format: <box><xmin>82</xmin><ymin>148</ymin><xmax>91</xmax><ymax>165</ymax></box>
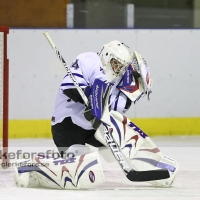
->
<box><xmin>125</xmin><ymin>97</ymin><xmax>132</xmax><ymax>109</ymax></box>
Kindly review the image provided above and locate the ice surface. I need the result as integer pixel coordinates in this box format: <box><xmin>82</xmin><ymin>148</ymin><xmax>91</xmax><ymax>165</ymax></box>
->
<box><xmin>0</xmin><ymin>136</ymin><xmax>200</xmax><ymax>200</ymax></box>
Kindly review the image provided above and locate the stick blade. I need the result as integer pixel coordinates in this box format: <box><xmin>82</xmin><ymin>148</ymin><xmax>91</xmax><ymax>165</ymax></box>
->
<box><xmin>126</xmin><ymin>169</ymin><xmax>170</xmax><ymax>182</ymax></box>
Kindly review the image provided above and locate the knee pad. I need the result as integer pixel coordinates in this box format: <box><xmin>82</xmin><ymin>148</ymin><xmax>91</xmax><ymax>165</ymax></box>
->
<box><xmin>65</xmin><ymin>144</ymin><xmax>92</xmax><ymax>158</ymax></box>
<box><xmin>98</xmin><ymin>146</ymin><xmax>116</xmax><ymax>163</ymax></box>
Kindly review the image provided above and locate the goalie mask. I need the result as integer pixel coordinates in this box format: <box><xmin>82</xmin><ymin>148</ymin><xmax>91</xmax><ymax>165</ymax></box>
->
<box><xmin>98</xmin><ymin>40</ymin><xmax>130</xmax><ymax>82</ymax></box>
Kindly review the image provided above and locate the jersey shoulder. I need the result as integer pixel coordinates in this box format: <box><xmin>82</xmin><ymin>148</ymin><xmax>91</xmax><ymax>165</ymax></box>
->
<box><xmin>75</xmin><ymin>52</ymin><xmax>105</xmax><ymax>83</ymax></box>
<box><xmin>76</xmin><ymin>52</ymin><xmax>101</xmax><ymax>65</ymax></box>
<box><xmin>76</xmin><ymin>52</ymin><xmax>102</xmax><ymax>72</ymax></box>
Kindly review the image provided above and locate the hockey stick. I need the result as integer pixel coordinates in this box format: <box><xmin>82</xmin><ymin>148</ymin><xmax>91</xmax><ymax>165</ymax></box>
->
<box><xmin>43</xmin><ymin>31</ymin><xmax>170</xmax><ymax>182</ymax></box>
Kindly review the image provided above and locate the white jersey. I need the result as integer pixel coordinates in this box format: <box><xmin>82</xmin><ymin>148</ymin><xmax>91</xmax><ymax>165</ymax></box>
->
<box><xmin>52</xmin><ymin>52</ymin><xmax>130</xmax><ymax>130</ymax></box>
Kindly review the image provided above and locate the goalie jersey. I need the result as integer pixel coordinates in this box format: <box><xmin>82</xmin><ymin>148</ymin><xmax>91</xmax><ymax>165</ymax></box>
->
<box><xmin>51</xmin><ymin>52</ymin><xmax>131</xmax><ymax>130</ymax></box>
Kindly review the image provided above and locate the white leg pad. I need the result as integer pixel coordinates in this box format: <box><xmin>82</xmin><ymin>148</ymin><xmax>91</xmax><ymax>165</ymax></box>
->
<box><xmin>147</xmin><ymin>155</ymin><xmax>179</xmax><ymax>187</ymax></box>
<box><xmin>65</xmin><ymin>144</ymin><xmax>92</xmax><ymax>157</ymax></box>
<box><xmin>14</xmin><ymin>151</ymin><xmax>105</xmax><ymax>189</ymax></box>
<box><xmin>95</xmin><ymin>110</ymin><xmax>179</xmax><ymax>186</ymax></box>
<box><xmin>14</xmin><ymin>159</ymin><xmax>40</xmax><ymax>188</ymax></box>
<box><xmin>98</xmin><ymin>146</ymin><xmax>116</xmax><ymax>163</ymax></box>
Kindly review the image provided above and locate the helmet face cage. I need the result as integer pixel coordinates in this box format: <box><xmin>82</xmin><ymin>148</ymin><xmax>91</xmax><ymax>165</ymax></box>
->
<box><xmin>109</xmin><ymin>54</ymin><xmax>128</xmax><ymax>77</ymax></box>
<box><xmin>98</xmin><ymin>40</ymin><xmax>130</xmax><ymax>81</ymax></box>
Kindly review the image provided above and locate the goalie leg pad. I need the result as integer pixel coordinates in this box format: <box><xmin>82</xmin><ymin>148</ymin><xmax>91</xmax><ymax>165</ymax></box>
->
<box><xmin>14</xmin><ymin>158</ymin><xmax>40</xmax><ymax>188</ymax></box>
<box><xmin>146</xmin><ymin>155</ymin><xmax>179</xmax><ymax>187</ymax></box>
<box><xmin>95</xmin><ymin>110</ymin><xmax>146</xmax><ymax>159</ymax></box>
<box><xmin>95</xmin><ymin>110</ymin><xmax>179</xmax><ymax>186</ymax></box>
<box><xmin>14</xmin><ymin>151</ymin><xmax>105</xmax><ymax>189</ymax></box>
<box><xmin>65</xmin><ymin>144</ymin><xmax>92</xmax><ymax>158</ymax></box>
<box><xmin>98</xmin><ymin>146</ymin><xmax>116</xmax><ymax>163</ymax></box>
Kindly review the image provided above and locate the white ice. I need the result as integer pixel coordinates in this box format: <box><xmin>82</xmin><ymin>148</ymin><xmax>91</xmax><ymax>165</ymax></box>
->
<box><xmin>0</xmin><ymin>136</ymin><xmax>200</xmax><ymax>200</ymax></box>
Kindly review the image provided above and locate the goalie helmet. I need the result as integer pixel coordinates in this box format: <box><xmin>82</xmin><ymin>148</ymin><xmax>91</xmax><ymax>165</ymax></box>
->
<box><xmin>98</xmin><ymin>40</ymin><xmax>131</xmax><ymax>82</ymax></box>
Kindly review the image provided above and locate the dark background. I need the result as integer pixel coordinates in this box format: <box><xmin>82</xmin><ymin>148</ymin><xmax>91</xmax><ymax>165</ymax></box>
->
<box><xmin>0</xmin><ymin>0</ymin><xmax>197</xmax><ymax>28</ymax></box>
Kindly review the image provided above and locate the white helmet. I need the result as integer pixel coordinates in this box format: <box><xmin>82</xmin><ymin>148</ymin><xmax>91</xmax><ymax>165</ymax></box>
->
<box><xmin>98</xmin><ymin>40</ymin><xmax>131</xmax><ymax>82</ymax></box>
